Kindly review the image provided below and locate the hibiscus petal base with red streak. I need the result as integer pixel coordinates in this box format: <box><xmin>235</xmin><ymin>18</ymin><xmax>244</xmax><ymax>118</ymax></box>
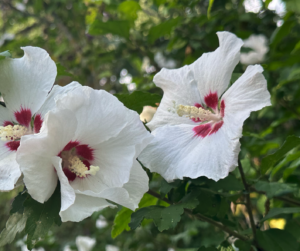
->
<box><xmin>204</xmin><ymin>92</ymin><xmax>218</xmax><ymax>110</ymax></box>
<box><xmin>14</xmin><ymin>108</ymin><xmax>32</xmax><ymax>127</ymax></box>
<box><xmin>6</xmin><ymin>141</ymin><xmax>20</xmax><ymax>151</ymax></box>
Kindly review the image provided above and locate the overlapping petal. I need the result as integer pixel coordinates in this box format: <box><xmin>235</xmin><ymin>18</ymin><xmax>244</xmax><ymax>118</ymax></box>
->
<box><xmin>17</xmin><ymin>109</ymin><xmax>77</xmax><ymax>203</ymax></box>
<box><xmin>0</xmin><ymin>47</ymin><xmax>56</xmax><ymax>116</ymax></box>
<box><xmin>0</xmin><ymin>153</ymin><xmax>21</xmax><ymax>191</ymax></box>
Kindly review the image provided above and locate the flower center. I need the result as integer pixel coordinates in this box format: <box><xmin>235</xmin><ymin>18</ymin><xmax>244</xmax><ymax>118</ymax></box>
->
<box><xmin>60</xmin><ymin>141</ymin><xmax>99</xmax><ymax>181</ymax></box>
<box><xmin>0</xmin><ymin>125</ymin><xmax>27</xmax><ymax>141</ymax></box>
<box><xmin>176</xmin><ymin>105</ymin><xmax>222</xmax><ymax>123</ymax></box>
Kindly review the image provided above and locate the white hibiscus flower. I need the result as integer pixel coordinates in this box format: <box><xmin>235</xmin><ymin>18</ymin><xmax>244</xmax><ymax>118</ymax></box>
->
<box><xmin>240</xmin><ymin>34</ymin><xmax>269</xmax><ymax>65</ymax></box>
<box><xmin>0</xmin><ymin>46</ymin><xmax>81</xmax><ymax>191</ymax></box>
<box><xmin>76</xmin><ymin>236</ymin><xmax>96</xmax><ymax>251</ymax></box>
<box><xmin>138</xmin><ymin>31</ymin><xmax>271</xmax><ymax>182</ymax></box>
<box><xmin>17</xmin><ymin>86</ymin><xmax>153</xmax><ymax>222</ymax></box>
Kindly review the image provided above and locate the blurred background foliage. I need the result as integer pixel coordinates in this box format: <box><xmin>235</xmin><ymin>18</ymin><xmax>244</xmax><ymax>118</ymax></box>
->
<box><xmin>1</xmin><ymin>0</ymin><xmax>300</xmax><ymax>250</ymax></box>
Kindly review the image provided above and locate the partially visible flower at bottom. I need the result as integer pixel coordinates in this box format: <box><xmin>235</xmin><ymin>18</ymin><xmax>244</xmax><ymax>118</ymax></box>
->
<box><xmin>106</xmin><ymin>245</ymin><xmax>120</xmax><ymax>251</ymax></box>
<box><xmin>76</xmin><ymin>236</ymin><xmax>96</xmax><ymax>251</ymax></box>
<box><xmin>17</xmin><ymin>86</ymin><xmax>153</xmax><ymax>222</ymax></box>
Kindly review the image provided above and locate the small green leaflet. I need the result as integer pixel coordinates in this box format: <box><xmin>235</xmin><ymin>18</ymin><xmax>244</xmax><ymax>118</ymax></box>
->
<box><xmin>0</xmin><ymin>185</ymin><xmax>61</xmax><ymax>249</ymax></box>
<box><xmin>56</xmin><ymin>63</ymin><xmax>74</xmax><ymax>78</ymax></box>
<box><xmin>115</xmin><ymin>91</ymin><xmax>161</xmax><ymax>114</ymax></box>
<box><xmin>261</xmin><ymin>135</ymin><xmax>300</xmax><ymax>174</ymax></box>
<box><xmin>148</xmin><ymin>18</ymin><xmax>181</xmax><ymax>44</ymax></box>
<box><xmin>254</xmin><ymin>181</ymin><xmax>298</xmax><ymax>198</ymax></box>
<box><xmin>118</xmin><ymin>1</ymin><xmax>141</xmax><ymax>20</ymax></box>
<box><xmin>88</xmin><ymin>20</ymin><xmax>131</xmax><ymax>39</ymax></box>
<box><xmin>111</xmin><ymin>193</ymin><xmax>157</xmax><ymax>238</ymax></box>
<box><xmin>0</xmin><ymin>213</ymin><xmax>27</xmax><ymax>246</ymax></box>
<box><xmin>261</xmin><ymin>207</ymin><xmax>300</xmax><ymax>222</ymax></box>
<box><xmin>129</xmin><ymin>191</ymin><xmax>199</xmax><ymax>231</ymax></box>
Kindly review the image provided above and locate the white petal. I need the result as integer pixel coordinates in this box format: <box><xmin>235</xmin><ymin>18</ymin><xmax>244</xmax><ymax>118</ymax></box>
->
<box><xmin>139</xmin><ymin>123</ymin><xmax>239</xmax><ymax>181</ymax></box>
<box><xmin>0</xmin><ymin>152</ymin><xmax>21</xmax><ymax>191</ymax></box>
<box><xmin>55</xmin><ymin>87</ymin><xmax>130</xmax><ymax>146</ymax></box>
<box><xmin>17</xmin><ymin>109</ymin><xmax>77</xmax><ymax>203</ymax></box>
<box><xmin>52</xmin><ymin>156</ymin><xmax>76</xmax><ymax>212</ymax></box>
<box><xmin>122</xmin><ymin>160</ymin><xmax>149</xmax><ymax>208</ymax></box>
<box><xmin>0</xmin><ymin>47</ymin><xmax>56</xmax><ymax>116</ymax></box>
<box><xmin>76</xmin><ymin>236</ymin><xmax>96</xmax><ymax>251</ymax></box>
<box><xmin>148</xmin><ymin>66</ymin><xmax>201</xmax><ymax>130</ymax></box>
<box><xmin>78</xmin><ymin>160</ymin><xmax>149</xmax><ymax>210</ymax></box>
<box><xmin>36</xmin><ymin>81</ymin><xmax>82</xmax><ymax>120</ymax></box>
<box><xmin>191</xmin><ymin>31</ymin><xmax>243</xmax><ymax>101</ymax></box>
<box><xmin>0</xmin><ymin>106</ymin><xmax>14</xmax><ymax>126</ymax></box>
<box><xmin>88</xmin><ymin>109</ymin><xmax>152</xmax><ymax>189</ymax></box>
<box><xmin>222</xmin><ymin>64</ymin><xmax>271</xmax><ymax>139</ymax></box>
<box><xmin>59</xmin><ymin>193</ymin><xmax>114</xmax><ymax>222</ymax></box>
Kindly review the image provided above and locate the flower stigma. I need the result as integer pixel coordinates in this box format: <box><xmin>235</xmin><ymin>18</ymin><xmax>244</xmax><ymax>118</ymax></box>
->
<box><xmin>0</xmin><ymin>125</ymin><xmax>27</xmax><ymax>141</ymax></box>
<box><xmin>176</xmin><ymin>104</ymin><xmax>222</xmax><ymax>123</ymax></box>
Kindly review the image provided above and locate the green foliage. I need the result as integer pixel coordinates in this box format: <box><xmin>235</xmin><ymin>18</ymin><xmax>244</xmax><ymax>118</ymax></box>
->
<box><xmin>115</xmin><ymin>91</ymin><xmax>161</xmax><ymax>114</ymax></box>
<box><xmin>118</xmin><ymin>1</ymin><xmax>141</xmax><ymax>20</ymax></box>
<box><xmin>256</xmin><ymin>229</ymin><xmax>299</xmax><ymax>251</ymax></box>
<box><xmin>148</xmin><ymin>18</ymin><xmax>181</xmax><ymax>44</ymax></box>
<box><xmin>261</xmin><ymin>207</ymin><xmax>300</xmax><ymax>221</ymax></box>
<box><xmin>88</xmin><ymin>20</ymin><xmax>131</xmax><ymax>39</ymax></box>
<box><xmin>234</xmin><ymin>240</ymin><xmax>252</xmax><ymax>251</ymax></box>
<box><xmin>0</xmin><ymin>186</ymin><xmax>61</xmax><ymax>249</ymax></box>
<box><xmin>254</xmin><ymin>181</ymin><xmax>298</xmax><ymax>198</ymax></box>
<box><xmin>261</xmin><ymin>136</ymin><xmax>300</xmax><ymax>174</ymax></box>
<box><xmin>130</xmin><ymin>191</ymin><xmax>199</xmax><ymax>231</ymax></box>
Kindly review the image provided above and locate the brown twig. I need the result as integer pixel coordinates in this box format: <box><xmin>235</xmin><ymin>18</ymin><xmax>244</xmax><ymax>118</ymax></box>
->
<box><xmin>238</xmin><ymin>159</ymin><xmax>257</xmax><ymax>239</ymax></box>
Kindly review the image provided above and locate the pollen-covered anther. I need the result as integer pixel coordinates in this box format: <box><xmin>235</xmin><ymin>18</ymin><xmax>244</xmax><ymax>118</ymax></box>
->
<box><xmin>0</xmin><ymin>125</ymin><xmax>27</xmax><ymax>141</ymax></box>
<box><xmin>68</xmin><ymin>155</ymin><xmax>99</xmax><ymax>178</ymax></box>
<box><xmin>176</xmin><ymin>105</ymin><xmax>210</xmax><ymax>120</ymax></box>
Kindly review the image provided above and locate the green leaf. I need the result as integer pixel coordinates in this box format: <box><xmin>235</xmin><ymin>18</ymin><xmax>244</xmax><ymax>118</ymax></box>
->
<box><xmin>197</xmin><ymin>246</ymin><xmax>218</xmax><ymax>251</ymax></box>
<box><xmin>111</xmin><ymin>207</ymin><xmax>132</xmax><ymax>238</ymax></box>
<box><xmin>25</xmin><ymin>185</ymin><xmax>62</xmax><ymax>249</ymax></box>
<box><xmin>207</xmin><ymin>0</ymin><xmax>215</xmax><ymax>18</ymax></box>
<box><xmin>130</xmin><ymin>191</ymin><xmax>199</xmax><ymax>231</ymax></box>
<box><xmin>129</xmin><ymin>206</ymin><xmax>164</xmax><ymax>230</ymax></box>
<box><xmin>254</xmin><ymin>181</ymin><xmax>298</xmax><ymax>198</ymax></box>
<box><xmin>118</xmin><ymin>1</ymin><xmax>141</xmax><ymax>20</ymax></box>
<box><xmin>115</xmin><ymin>91</ymin><xmax>161</xmax><ymax>114</ymax></box>
<box><xmin>206</xmin><ymin>175</ymin><xmax>243</xmax><ymax>191</ymax></box>
<box><xmin>234</xmin><ymin>240</ymin><xmax>252</xmax><ymax>251</ymax></box>
<box><xmin>261</xmin><ymin>207</ymin><xmax>300</xmax><ymax>222</ymax></box>
<box><xmin>257</xmin><ymin>229</ymin><xmax>299</xmax><ymax>251</ymax></box>
<box><xmin>0</xmin><ymin>51</ymin><xmax>11</xmax><ymax>60</ymax></box>
<box><xmin>56</xmin><ymin>63</ymin><xmax>74</xmax><ymax>78</ymax></box>
<box><xmin>270</xmin><ymin>17</ymin><xmax>295</xmax><ymax>48</ymax></box>
<box><xmin>160</xmin><ymin>179</ymin><xmax>180</xmax><ymax>198</ymax></box>
<box><xmin>261</xmin><ymin>136</ymin><xmax>300</xmax><ymax>174</ymax></box>
<box><xmin>148</xmin><ymin>17</ymin><xmax>181</xmax><ymax>44</ymax></box>
<box><xmin>10</xmin><ymin>192</ymin><xmax>29</xmax><ymax>215</ymax></box>
<box><xmin>88</xmin><ymin>20</ymin><xmax>131</xmax><ymax>39</ymax></box>
<box><xmin>0</xmin><ymin>213</ymin><xmax>27</xmax><ymax>246</ymax></box>
<box><xmin>111</xmin><ymin>193</ymin><xmax>157</xmax><ymax>238</ymax></box>
<box><xmin>285</xmin><ymin>0</ymin><xmax>300</xmax><ymax>14</ymax></box>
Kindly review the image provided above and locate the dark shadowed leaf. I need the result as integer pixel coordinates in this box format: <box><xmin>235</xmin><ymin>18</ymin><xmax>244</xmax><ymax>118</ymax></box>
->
<box><xmin>261</xmin><ymin>136</ymin><xmax>300</xmax><ymax>174</ymax></box>
<box><xmin>261</xmin><ymin>207</ymin><xmax>300</xmax><ymax>221</ymax></box>
<box><xmin>115</xmin><ymin>91</ymin><xmax>161</xmax><ymax>114</ymax></box>
<box><xmin>148</xmin><ymin>18</ymin><xmax>181</xmax><ymax>44</ymax></box>
<box><xmin>254</xmin><ymin>181</ymin><xmax>298</xmax><ymax>198</ymax></box>
<box><xmin>88</xmin><ymin>20</ymin><xmax>131</xmax><ymax>39</ymax></box>
<box><xmin>257</xmin><ymin>229</ymin><xmax>299</xmax><ymax>251</ymax></box>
